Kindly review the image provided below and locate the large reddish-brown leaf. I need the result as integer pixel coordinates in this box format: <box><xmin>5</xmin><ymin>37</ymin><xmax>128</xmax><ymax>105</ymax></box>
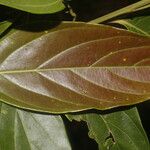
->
<box><xmin>0</xmin><ymin>22</ymin><xmax>150</xmax><ymax>113</ymax></box>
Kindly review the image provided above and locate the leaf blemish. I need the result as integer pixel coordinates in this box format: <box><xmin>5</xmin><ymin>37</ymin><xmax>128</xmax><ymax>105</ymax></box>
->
<box><xmin>123</xmin><ymin>58</ymin><xmax>127</xmax><ymax>61</ymax></box>
<box><xmin>104</xmin><ymin>132</ymin><xmax>116</xmax><ymax>149</ymax></box>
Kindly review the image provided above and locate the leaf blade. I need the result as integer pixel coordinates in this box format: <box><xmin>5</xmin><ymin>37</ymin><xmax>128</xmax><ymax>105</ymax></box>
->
<box><xmin>0</xmin><ymin>22</ymin><xmax>150</xmax><ymax>113</ymax></box>
<box><xmin>0</xmin><ymin>21</ymin><xmax>12</xmax><ymax>36</ymax></box>
<box><xmin>0</xmin><ymin>0</ymin><xmax>65</xmax><ymax>14</ymax></box>
<box><xmin>0</xmin><ymin>102</ymin><xmax>71</xmax><ymax>150</ymax></box>
<box><xmin>113</xmin><ymin>16</ymin><xmax>150</xmax><ymax>36</ymax></box>
<box><xmin>66</xmin><ymin>16</ymin><xmax>150</xmax><ymax>150</ymax></box>
<box><xmin>67</xmin><ymin>107</ymin><xmax>150</xmax><ymax>150</ymax></box>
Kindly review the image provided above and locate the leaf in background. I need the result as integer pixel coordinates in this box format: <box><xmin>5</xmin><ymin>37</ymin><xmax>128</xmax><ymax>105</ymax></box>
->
<box><xmin>0</xmin><ymin>102</ymin><xmax>71</xmax><ymax>150</ymax></box>
<box><xmin>0</xmin><ymin>22</ymin><xmax>150</xmax><ymax>113</ymax></box>
<box><xmin>113</xmin><ymin>16</ymin><xmax>150</xmax><ymax>36</ymax></box>
<box><xmin>67</xmin><ymin>107</ymin><xmax>150</xmax><ymax>150</ymax></box>
<box><xmin>0</xmin><ymin>0</ymin><xmax>65</xmax><ymax>14</ymax></box>
<box><xmin>0</xmin><ymin>21</ymin><xmax>12</xmax><ymax>35</ymax></box>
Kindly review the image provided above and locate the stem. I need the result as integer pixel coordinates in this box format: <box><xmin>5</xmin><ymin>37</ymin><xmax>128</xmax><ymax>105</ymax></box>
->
<box><xmin>136</xmin><ymin>3</ymin><xmax>150</xmax><ymax>11</ymax></box>
<box><xmin>89</xmin><ymin>0</ymin><xmax>150</xmax><ymax>24</ymax></box>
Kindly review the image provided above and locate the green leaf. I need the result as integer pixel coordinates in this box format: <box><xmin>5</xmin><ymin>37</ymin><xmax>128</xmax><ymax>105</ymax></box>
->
<box><xmin>0</xmin><ymin>102</ymin><xmax>71</xmax><ymax>150</ymax></box>
<box><xmin>0</xmin><ymin>0</ymin><xmax>65</xmax><ymax>14</ymax></box>
<box><xmin>0</xmin><ymin>21</ymin><xmax>12</xmax><ymax>35</ymax></box>
<box><xmin>0</xmin><ymin>22</ymin><xmax>150</xmax><ymax>113</ymax></box>
<box><xmin>113</xmin><ymin>16</ymin><xmax>150</xmax><ymax>36</ymax></box>
<box><xmin>67</xmin><ymin>107</ymin><xmax>150</xmax><ymax>150</ymax></box>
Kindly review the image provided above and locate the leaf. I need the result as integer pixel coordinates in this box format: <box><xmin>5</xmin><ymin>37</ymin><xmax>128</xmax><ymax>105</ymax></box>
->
<box><xmin>0</xmin><ymin>21</ymin><xmax>12</xmax><ymax>35</ymax></box>
<box><xmin>0</xmin><ymin>102</ymin><xmax>71</xmax><ymax>150</ymax></box>
<box><xmin>66</xmin><ymin>17</ymin><xmax>150</xmax><ymax>150</ymax></box>
<box><xmin>113</xmin><ymin>16</ymin><xmax>150</xmax><ymax>36</ymax></box>
<box><xmin>67</xmin><ymin>17</ymin><xmax>150</xmax><ymax>150</ymax></box>
<box><xmin>0</xmin><ymin>22</ymin><xmax>150</xmax><ymax>113</ymax></box>
<box><xmin>67</xmin><ymin>107</ymin><xmax>150</xmax><ymax>150</ymax></box>
<box><xmin>0</xmin><ymin>0</ymin><xmax>65</xmax><ymax>14</ymax></box>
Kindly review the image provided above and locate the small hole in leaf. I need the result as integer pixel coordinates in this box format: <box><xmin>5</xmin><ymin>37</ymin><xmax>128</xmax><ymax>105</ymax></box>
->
<box><xmin>104</xmin><ymin>132</ymin><xmax>116</xmax><ymax>149</ymax></box>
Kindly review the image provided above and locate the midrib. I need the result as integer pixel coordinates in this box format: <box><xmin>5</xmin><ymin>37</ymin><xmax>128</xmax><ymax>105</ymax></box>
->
<box><xmin>0</xmin><ymin>66</ymin><xmax>149</xmax><ymax>75</ymax></box>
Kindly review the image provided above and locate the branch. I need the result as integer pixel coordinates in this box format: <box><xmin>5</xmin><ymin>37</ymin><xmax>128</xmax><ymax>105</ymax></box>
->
<box><xmin>89</xmin><ymin>0</ymin><xmax>150</xmax><ymax>24</ymax></box>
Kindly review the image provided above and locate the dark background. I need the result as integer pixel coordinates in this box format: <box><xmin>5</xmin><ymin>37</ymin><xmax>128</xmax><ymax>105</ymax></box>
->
<box><xmin>0</xmin><ymin>0</ymin><xmax>150</xmax><ymax>150</ymax></box>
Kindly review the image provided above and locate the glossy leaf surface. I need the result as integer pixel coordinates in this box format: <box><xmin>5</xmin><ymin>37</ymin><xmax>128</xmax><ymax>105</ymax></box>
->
<box><xmin>0</xmin><ymin>103</ymin><xmax>71</xmax><ymax>150</ymax></box>
<box><xmin>67</xmin><ymin>17</ymin><xmax>150</xmax><ymax>150</ymax></box>
<box><xmin>0</xmin><ymin>21</ymin><xmax>71</xmax><ymax>150</ymax></box>
<box><xmin>0</xmin><ymin>0</ymin><xmax>65</xmax><ymax>14</ymax></box>
<box><xmin>0</xmin><ymin>22</ymin><xmax>150</xmax><ymax>113</ymax></box>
